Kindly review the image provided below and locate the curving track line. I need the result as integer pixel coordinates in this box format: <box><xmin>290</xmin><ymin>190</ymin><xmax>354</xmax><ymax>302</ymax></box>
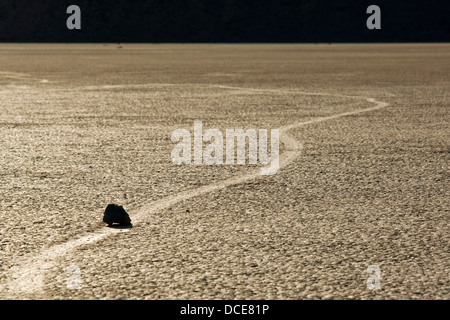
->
<box><xmin>1</xmin><ymin>86</ymin><xmax>389</xmax><ymax>299</ymax></box>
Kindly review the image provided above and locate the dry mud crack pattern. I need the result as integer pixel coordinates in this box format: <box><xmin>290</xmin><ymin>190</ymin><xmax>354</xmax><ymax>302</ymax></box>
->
<box><xmin>4</xmin><ymin>90</ymin><xmax>390</xmax><ymax>299</ymax></box>
<box><xmin>0</xmin><ymin>44</ymin><xmax>448</xmax><ymax>300</ymax></box>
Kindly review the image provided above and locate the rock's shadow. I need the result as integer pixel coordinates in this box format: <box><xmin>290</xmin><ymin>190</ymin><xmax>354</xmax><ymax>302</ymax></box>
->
<box><xmin>107</xmin><ymin>223</ymin><xmax>133</xmax><ymax>229</ymax></box>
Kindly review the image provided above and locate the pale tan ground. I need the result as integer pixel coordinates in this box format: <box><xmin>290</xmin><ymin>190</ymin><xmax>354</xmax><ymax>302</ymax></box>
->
<box><xmin>0</xmin><ymin>44</ymin><xmax>448</xmax><ymax>299</ymax></box>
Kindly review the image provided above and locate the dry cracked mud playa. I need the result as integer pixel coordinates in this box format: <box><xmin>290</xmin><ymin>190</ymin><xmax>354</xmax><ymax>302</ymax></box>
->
<box><xmin>0</xmin><ymin>44</ymin><xmax>448</xmax><ymax>299</ymax></box>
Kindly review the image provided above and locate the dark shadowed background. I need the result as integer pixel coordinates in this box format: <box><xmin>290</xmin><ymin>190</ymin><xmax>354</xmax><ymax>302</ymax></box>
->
<box><xmin>0</xmin><ymin>0</ymin><xmax>449</xmax><ymax>42</ymax></box>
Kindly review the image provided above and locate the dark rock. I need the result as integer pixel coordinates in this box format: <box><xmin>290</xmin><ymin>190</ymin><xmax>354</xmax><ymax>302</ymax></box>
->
<box><xmin>103</xmin><ymin>204</ymin><xmax>131</xmax><ymax>227</ymax></box>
